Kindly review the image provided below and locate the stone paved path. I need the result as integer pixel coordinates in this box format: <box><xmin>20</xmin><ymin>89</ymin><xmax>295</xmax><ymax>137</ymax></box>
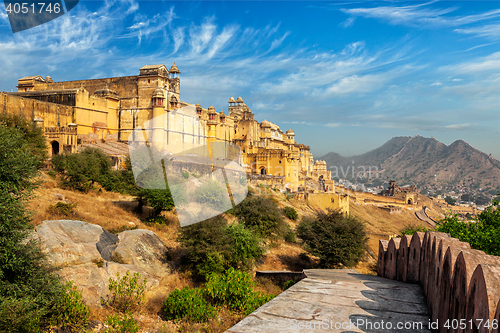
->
<box><xmin>227</xmin><ymin>269</ymin><xmax>433</xmax><ymax>333</ymax></box>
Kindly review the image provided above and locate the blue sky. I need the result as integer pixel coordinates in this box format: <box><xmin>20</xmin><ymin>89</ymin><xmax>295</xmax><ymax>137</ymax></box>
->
<box><xmin>1</xmin><ymin>1</ymin><xmax>499</xmax><ymax>159</ymax></box>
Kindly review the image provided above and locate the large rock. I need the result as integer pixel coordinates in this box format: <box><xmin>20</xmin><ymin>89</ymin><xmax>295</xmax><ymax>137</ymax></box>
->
<box><xmin>36</xmin><ymin>220</ymin><xmax>109</xmax><ymax>266</ymax></box>
<box><xmin>36</xmin><ymin>220</ymin><xmax>169</xmax><ymax>307</ymax></box>
<box><xmin>112</xmin><ymin>229</ymin><xmax>170</xmax><ymax>277</ymax></box>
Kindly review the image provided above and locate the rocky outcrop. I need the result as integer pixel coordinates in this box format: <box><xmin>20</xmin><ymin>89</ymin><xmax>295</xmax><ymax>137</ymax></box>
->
<box><xmin>36</xmin><ymin>220</ymin><xmax>170</xmax><ymax>307</ymax></box>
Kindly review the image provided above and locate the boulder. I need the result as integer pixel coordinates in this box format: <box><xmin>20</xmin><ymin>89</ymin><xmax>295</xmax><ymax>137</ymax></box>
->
<box><xmin>36</xmin><ymin>220</ymin><xmax>109</xmax><ymax>266</ymax></box>
<box><xmin>112</xmin><ymin>229</ymin><xmax>170</xmax><ymax>277</ymax></box>
<box><xmin>35</xmin><ymin>220</ymin><xmax>169</xmax><ymax>307</ymax></box>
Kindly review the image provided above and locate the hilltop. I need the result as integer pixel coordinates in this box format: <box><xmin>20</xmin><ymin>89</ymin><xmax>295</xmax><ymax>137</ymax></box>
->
<box><xmin>319</xmin><ymin>136</ymin><xmax>500</xmax><ymax>190</ymax></box>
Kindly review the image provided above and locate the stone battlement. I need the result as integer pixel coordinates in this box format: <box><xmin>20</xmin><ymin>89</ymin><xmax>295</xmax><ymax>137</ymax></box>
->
<box><xmin>378</xmin><ymin>231</ymin><xmax>500</xmax><ymax>332</ymax></box>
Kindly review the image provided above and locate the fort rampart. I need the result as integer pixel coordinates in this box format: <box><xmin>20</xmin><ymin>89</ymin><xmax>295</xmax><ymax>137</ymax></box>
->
<box><xmin>378</xmin><ymin>231</ymin><xmax>500</xmax><ymax>333</ymax></box>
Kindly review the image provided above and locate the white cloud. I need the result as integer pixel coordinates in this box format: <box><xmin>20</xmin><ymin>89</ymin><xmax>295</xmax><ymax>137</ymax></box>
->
<box><xmin>340</xmin><ymin>17</ymin><xmax>356</xmax><ymax>28</ymax></box>
<box><xmin>342</xmin><ymin>2</ymin><xmax>500</xmax><ymax>32</ymax></box>
<box><xmin>455</xmin><ymin>24</ymin><xmax>500</xmax><ymax>39</ymax></box>
<box><xmin>341</xmin><ymin>41</ymin><xmax>365</xmax><ymax>55</ymax></box>
<box><xmin>269</xmin><ymin>32</ymin><xmax>290</xmax><ymax>52</ymax></box>
<box><xmin>445</xmin><ymin>51</ymin><xmax>500</xmax><ymax>73</ymax></box>
<box><xmin>431</xmin><ymin>82</ymin><xmax>442</xmax><ymax>86</ymax></box>
<box><xmin>445</xmin><ymin>123</ymin><xmax>472</xmax><ymax>130</ymax></box>
<box><xmin>326</xmin><ymin>74</ymin><xmax>387</xmax><ymax>95</ymax></box>
<box><xmin>0</xmin><ymin>8</ymin><xmax>8</xmax><ymax>24</ymax></box>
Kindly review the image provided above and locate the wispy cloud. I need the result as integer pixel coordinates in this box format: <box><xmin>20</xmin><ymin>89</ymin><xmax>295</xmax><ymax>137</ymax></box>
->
<box><xmin>341</xmin><ymin>2</ymin><xmax>500</xmax><ymax>32</ymax></box>
<box><xmin>455</xmin><ymin>24</ymin><xmax>500</xmax><ymax>39</ymax></box>
<box><xmin>443</xmin><ymin>51</ymin><xmax>500</xmax><ymax>73</ymax></box>
<box><xmin>340</xmin><ymin>16</ymin><xmax>356</xmax><ymax>28</ymax></box>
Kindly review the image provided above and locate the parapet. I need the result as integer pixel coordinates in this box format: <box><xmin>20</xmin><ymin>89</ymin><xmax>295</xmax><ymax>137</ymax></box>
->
<box><xmin>378</xmin><ymin>231</ymin><xmax>500</xmax><ymax>331</ymax></box>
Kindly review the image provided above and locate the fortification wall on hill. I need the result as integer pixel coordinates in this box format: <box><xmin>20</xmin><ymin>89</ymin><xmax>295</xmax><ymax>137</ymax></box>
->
<box><xmin>378</xmin><ymin>231</ymin><xmax>500</xmax><ymax>332</ymax></box>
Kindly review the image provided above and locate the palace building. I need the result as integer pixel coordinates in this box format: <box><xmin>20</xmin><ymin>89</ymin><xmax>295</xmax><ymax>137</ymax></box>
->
<box><xmin>1</xmin><ymin>63</ymin><xmax>329</xmax><ymax>192</ymax></box>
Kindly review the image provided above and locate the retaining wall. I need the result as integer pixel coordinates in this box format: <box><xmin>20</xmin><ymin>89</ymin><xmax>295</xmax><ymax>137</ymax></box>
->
<box><xmin>378</xmin><ymin>231</ymin><xmax>500</xmax><ymax>333</ymax></box>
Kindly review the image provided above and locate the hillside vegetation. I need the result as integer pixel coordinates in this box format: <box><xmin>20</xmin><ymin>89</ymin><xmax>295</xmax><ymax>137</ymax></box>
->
<box><xmin>1</xmin><ymin>131</ymin><xmax>441</xmax><ymax>332</ymax></box>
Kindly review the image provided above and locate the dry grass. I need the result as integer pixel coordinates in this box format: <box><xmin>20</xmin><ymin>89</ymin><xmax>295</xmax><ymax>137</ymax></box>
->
<box><xmin>256</xmin><ymin>241</ymin><xmax>319</xmax><ymax>272</ymax></box>
<box><xmin>32</xmin><ymin>171</ymin><xmax>441</xmax><ymax>332</ymax></box>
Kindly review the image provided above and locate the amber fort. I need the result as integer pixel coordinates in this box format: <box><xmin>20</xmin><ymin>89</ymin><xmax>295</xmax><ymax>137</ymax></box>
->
<box><xmin>0</xmin><ymin>62</ymin><xmax>350</xmax><ymax>211</ymax></box>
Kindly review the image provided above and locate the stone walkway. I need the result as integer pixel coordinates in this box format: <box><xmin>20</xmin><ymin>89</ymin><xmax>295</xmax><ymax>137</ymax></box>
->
<box><xmin>227</xmin><ymin>269</ymin><xmax>433</xmax><ymax>332</ymax></box>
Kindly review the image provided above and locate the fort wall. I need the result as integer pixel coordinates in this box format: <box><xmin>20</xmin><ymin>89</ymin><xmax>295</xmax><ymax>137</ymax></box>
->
<box><xmin>378</xmin><ymin>231</ymin><xmax>500</xmax><ymax>332</ymax></box>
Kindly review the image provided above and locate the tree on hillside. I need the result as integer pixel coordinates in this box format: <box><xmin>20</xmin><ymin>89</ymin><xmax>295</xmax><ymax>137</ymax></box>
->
<box><xmin>437</xmin><ymin>198</ymin><xmax>500</xmax><ymax>256</ymax></box>
<box><xmin>460</xmin><ymin>193</ymin><xmax>474</xmax><ymax>202</ymax></box>
<box><xmin>445</xmin><ymin>196</ymin><xmax>456</xmax><ymax>205</ymax></box>
<box><xmin>0</xmin><ymin>122</ymin><xmax>64</xmax><ymax>331</ymax></box>
<box><xmin>297</xmin><ymin>209</ymin><xmax>367</xmax><ymax>268</ymax></box>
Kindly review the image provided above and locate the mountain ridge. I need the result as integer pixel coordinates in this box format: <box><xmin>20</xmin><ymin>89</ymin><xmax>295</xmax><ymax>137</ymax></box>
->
<box><xmin>318</xmin><ymin>135</ymin><xmax>500</xmax><ymax>189</ymax></box>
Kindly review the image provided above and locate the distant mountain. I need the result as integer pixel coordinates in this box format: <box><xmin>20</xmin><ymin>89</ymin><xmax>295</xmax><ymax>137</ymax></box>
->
<box><xmin>318</xmin><ymin>136</ymin><xmax>500</xmax><ymax>189</ymax></box>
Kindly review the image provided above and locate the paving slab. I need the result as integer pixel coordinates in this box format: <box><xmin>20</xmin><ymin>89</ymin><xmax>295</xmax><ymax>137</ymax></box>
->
<box><xmin>227</xmin><ymin>269</ymin><xmax>433</xmax><ymax>333</ymax></box>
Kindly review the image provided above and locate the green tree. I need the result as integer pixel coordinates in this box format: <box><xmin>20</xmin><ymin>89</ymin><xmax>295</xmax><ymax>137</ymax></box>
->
<box><xmin>0</xmin><ymin>123</ymin><xmax>64</xmax><ymax>332</ymax></box>
<box><xmin>178</xmin><ymin>216</ymin><xmax>264</xmax><ymax>279</ymax></box>
<box><xmin>52</xmin><ymin>147</ymin><xmax>113</xmax><ymax>192</ymax></box>
<box><xmin>231</xmin><ymin>196</ymin><xmax>288</xmax><ymax>240</ymax></box>
<box><xmin>474</xmin><ymin>194</ymin><xmax>490</xmax><ymax>206</ymax></box>
<box><xmin>436</xmin><ymin>198</ymin><xmax>500</xmax><ymax>256</ymax></box>
<box><xmin>445</xmin><ymin>196</ymin><xmax>456</xmax><ymax>205</ymax></box>
<box><xmin>460</xmin><ymin>193</ymin><xmax>474</xmax><ymax>202</ymax></box>
<box><xmin>0</xmin><ymin>114</ymin><xmax>47</xmax><ymax>168</ymax></box>
<box><xmin>297</xmin><ymin>210</ymin><xmax>367</xmax><ymax>268</ymax></box>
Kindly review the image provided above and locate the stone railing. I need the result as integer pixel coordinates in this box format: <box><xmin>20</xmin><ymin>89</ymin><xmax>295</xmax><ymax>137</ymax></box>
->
<box><xmin>378</xmin><ymin>231</ymin><xmax>500</xmax><ymax>333</ymax></box>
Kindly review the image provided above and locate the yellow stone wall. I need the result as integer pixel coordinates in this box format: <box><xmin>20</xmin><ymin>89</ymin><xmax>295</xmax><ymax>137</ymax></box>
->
<box><xmin>307</xmin><ymin>192</ymin><xmax>349</xmax><ymax>214</ymax></box>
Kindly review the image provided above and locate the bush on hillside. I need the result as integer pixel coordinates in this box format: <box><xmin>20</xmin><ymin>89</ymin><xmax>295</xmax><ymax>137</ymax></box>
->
<box><xmin>178</xmin><ymin>216</ymin><xmax>264</xmax><ymax>279</ymax></box>
<box><xmin>193</xmin><ymin>180</ymin><xmax>230</xmax><ymax>210</ymax></box>
<box><xmin>164</xmin><ymin>268</ymin><xmax>275</xmax><ymax>322</ymax></box>
<box><xmin>52</xmin><ymin>150</ymin><xmax>141</xmax><ymax>195</ymax></box>
<box><xmin>297</xmin><ymin>209</ymin><xmax>367</xmax><ymax>268</ymax></box>
<box><xmin>398</xmin><ymin>223</ymin><xmax>428</xmax><ymax>237</ymax></box>
<box><xmin>52</xmin><ymin>281</ymin><xmax>90</xmax><ymax>329</ymax></box>
<box><xmin>231</xmin><ymin>196</ymin><xmax>289</xmax><ymax>240</ymax></box>
<box><xmin>283</xmin><ymin>206</ymin><xmax>298</xmax><ymax>221</ymax></box>
<box><xmin>163</xmin><ymin>287</ymin><xmax>216</xmax><ymax>323</ymax></box>
<box><xmin>52</xmin><ymin>147</ymin><xmax>112</xmax><ymax>192</ymax></box>
<box><xmin>204</xmin><ymin>268</ymin><xmax>275</xmax><ymax>315</ymax></box>
<box><xmin>107</xmin><ymin>271</ymin><xmax>147</xmax><ymax>313</ymax></box>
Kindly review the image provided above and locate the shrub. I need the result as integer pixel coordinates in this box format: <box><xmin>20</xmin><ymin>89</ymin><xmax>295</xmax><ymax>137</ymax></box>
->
<box><xmin>181</xmin><ymin>170</ymin><xmax>190</xmax><ymax>179</ymax></box>
<box><xmin>137</xmin><ymin>188</ymin><xmax>175</xmax><ymax>216</ymax></box>
<box><xmin>52</xmin><ymin>151</ymin><xmax>140</xmax><ymax>196</ymax></box>
<box><xmin>283</xmin><ymin>280</ymin><xmax>296</xmax><ymax>290</ymax></box>
<box><xmin>398</xmin><ymin>223</ymin><xmax>428</xmax><ymax>237</ymax></box>
<box><xmin>297</xmin><ymin>209</ymin><xmax>367</xmax><ymax>268</ymax></box>
<box><xmin>104</xmin><ymin>313</ymin><xmax>140</xmax><ymax>333</ymax></box>
<box><xmin>204</xmin><ymin>268</ymin><xmax>275</xmax><ymax>315</ymax></box>
<box><xmin>92</xmin><ymin>258</ymin><xmax>105</xmax><ymax>268</ymax></box>
<box><xmin>283</xmin><ymin>207</ymin><xmax>298</xmax><ymax>221</ymax></box>
<box><xmin>284</xmin><ymin>228</ymin><xmax>296</xmax><ymax>243</ymax></box>
<box><xmin>107</xmin><ymin>271</ymin><xmax>147</xmax><ymax>313</ymax></box>
<box><xmin>52</xmin><ymin>281</ymin><xmax>90</xmax><ymax>329</ymax></box>
<box><xmin>52</xmin><ymin>147</ymin><xmax>112</xmax><ymax>192</ymax></box>
<box><xmin>232</xmin><ymin>196</ymin><xmax>288</xmax><ymax>240</ymax></box>
<box><xmin>193</xmin><ymin>180</ymin><xmax>230</xmax><ymax>210</ymax></box>
<box><xmin>47</xmin><ymin>202</ymin><xmax>77</xmax><ymax>217</ymax></box>
<box><xmin>164</xmin><ymin>287</ymin><xmax>216</xmax><ymax>323</ymax></box>
<box><xmin>178</xmin><ymin>216</ymin><xmax>264</xmax><ymax>279</ymax></box>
